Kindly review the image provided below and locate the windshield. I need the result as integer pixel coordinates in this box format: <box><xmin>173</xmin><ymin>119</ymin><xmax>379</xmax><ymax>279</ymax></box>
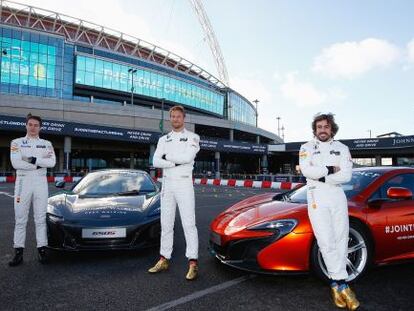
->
<box><xmin>278</xmin><ymin>170</ymin><xmax>382</xmax><ymax>203</ymax></box>
<box><xmin>72</xmin><ymin>171</ymin><xmax>156</xmax><ymax>196</ymax></box>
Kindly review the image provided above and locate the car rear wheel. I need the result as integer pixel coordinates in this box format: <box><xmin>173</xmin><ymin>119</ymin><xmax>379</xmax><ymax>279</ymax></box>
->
<box><xmin>310</xmin><ymin>220</ymin><xmax>373</xmax><ymax>282</ymax></box>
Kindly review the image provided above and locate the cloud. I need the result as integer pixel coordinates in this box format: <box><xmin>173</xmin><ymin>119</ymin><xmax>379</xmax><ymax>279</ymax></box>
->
<box><xmin>272</xmin><ymin>72</ymin><xmax>282</xmax><ymax>81</ymax></box>
<box><xmin>312</xmin><ymin>38</ymin><xmax>400</xmax><ymax>79</ymax></box>
<box><xmin>229</xmin><ymin>76</ymin><xmax>272</xmax><ymax>104</ymax></box>
<box><xmin>279</xmin><ymin>72</ymin><xmax>328</xmax><ymax>107</ymax></box>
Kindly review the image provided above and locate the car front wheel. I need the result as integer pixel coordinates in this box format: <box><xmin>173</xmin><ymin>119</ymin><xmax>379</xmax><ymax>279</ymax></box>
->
<box><xmin>310</xmin><ymin>220</ymin><xmax>373</xmax><ymax>282</ymax></box>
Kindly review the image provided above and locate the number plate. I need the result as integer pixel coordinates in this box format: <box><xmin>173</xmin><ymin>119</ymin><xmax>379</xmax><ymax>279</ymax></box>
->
<box><xmin>82</xmin><ymin>228</ymin><xmax>126</xmax><ymax>239</ymax></box>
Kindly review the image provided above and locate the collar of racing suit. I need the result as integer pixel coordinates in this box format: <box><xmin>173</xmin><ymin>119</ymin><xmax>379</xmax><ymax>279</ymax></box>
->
<box><xmin>313</xmin><ymin>138</ymin><xmax>334</xmax><ymax>148</ymax></box>
<box><xmin>25</xmin><ymin>135</ymin><xmax>40</xmax><ymax>141</ymax></box>
<box><xmin>170</xmin><ymin>128</ymin><xmax>186</xmax><ymax>136</ymax></box>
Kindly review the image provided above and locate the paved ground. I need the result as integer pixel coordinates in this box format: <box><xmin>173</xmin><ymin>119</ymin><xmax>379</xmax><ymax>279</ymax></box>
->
<box><xmin>0</xmin><ymin>183</ymin><xmax>413</xmax><ymax>310</ymax></box>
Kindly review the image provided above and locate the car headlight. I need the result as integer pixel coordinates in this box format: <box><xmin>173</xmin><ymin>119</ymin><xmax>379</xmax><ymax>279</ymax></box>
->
<box><xmin>247</xmin><ymin>219</ymin><xmax>298</xmax><ymax>236</ymax></box>
<box><xmin>47</xmin><ymin>204</ymin><xmax>64</xmax><ymax>222</ymax></box>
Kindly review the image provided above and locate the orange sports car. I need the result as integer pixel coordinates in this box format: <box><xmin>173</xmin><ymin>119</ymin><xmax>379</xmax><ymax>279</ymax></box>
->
<box><xmin>210</xmin><ymin>167</ymin><xmax>414</xmax><ymax>281</ymax></box>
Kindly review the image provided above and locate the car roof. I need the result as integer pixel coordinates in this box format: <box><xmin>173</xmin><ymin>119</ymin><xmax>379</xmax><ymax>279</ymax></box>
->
<box><xmin>89</xmin><ymin>169</ymin><xmax>148</xmax><ymax>174</ymax></box>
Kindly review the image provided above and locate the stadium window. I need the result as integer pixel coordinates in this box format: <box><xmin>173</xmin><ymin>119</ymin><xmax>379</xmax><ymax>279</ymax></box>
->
<box><xmin>39</xmin><ymin>44</ymin><xmax>48</xmax><ymax>54</ymax></box>
<box><xmin>12</xmin><ymin>29</ymin><xmax>21</xmax><ymax>39</ymax></box>
<box><xmin>37</xmin><ymin>77</ymin><xmax>46</xmax><ymax>88</ymax></box>
<box><xmin>36</xmin><ymin>87</ymin><xmax>46</xmax><ymax>97</ymax></box>
<box><xmin>103</xmin><ymin>61</ymin><xmax>112</xmax><ymax>76</ymax></box>
<box><xmin>39</xmin><ymin>53</ymin><xmax>47</xmax><ymax>64</ymax></box>
<box><xmin>75</xmin><ymin>69</ymin><xmax>84</xmax><ymax>84</ymax></box>
<box><xmin>46</xmin><ymin>89</ymin><xmax>55</xmax><ymax>97</ymax></box>
<box><xmin>2</xmin><ymin>28</ymin><xmax>11</xmax><ymax>37</ymax></box>
<box><xmin>19</xmin><ymin>85</ymin><xmax>28</xmax><ymax>95</ymax></box>
<box><xmin>85</xmin><ymin>57</ymin><xmax>95</xmax><ymax>72</ymax></box>
<box><xmin>29</xmin><ymin>75</ymin><xmax>37</xmax><ymax>87</ymax></box>
<box><xmin>39</xmin><ymin>35</ymin><xmax>48</xmax><ymax>44</ymax></box>
<box><xmin>21</xmin><ymin>41</ymin><xmax>30</xmax><ymax>51</ymax></box>
<box><xmin>95</xmin><ymin>59</ymin><xmax>104</xmax><ymax>74</ymax></box>
<box><xmin>84</xmin><ymin>72</ymin><xmax>94</xmax><ymax>86</ymax></box>
<box><xmin>0</xmin><ymin>84</ymin><xmax>10</xmax><ymax>93</ymax></box>
<box><xmin>94</xmin><ymin>73</ymin><xmax>103</xmax><ymax>88</ymax></box>
<box><xmin>76</xmin><ymin>56</ymin><xmax>86</xmax><ymax>71</ymax></box>
<box><xmin>30</xmin><ymin>41</ymin><xmax>39</xmax><ymax>53</ymax></box>
<box><xmin>47</xmin><ymin>79</ymin><xmax>55</xmax><ymax>89</ymax></box>
<box><xmin>9</xmin><ymin>84</ymin><xmax>18</xmax><ymax>94</ymax></box>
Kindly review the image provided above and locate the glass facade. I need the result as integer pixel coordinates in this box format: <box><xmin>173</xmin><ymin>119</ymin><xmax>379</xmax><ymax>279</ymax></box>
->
<box><xmin>0</xmin><ymin>25</ymin><xmax>258</xmax><ymax>128</ymax></box>
<box><xmin>228</xmin><ymin>91</ymin><xmax>256</xmax><ymax>126</ymax></box>
<box><xmin>75</xmin><ymin>54</ymin><xmax>225</xmax><ymax>115</ymax></box>
<box><xmin>0</xmin><ymin>27</ymin><xmax>63</xmax><ymax>97</ymax></box>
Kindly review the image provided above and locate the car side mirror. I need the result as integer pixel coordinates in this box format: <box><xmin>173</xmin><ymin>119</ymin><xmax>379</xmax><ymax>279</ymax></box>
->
<box><xmin>387</xmin><ymin>187</ymin><xmax>413</xmax><ymax>200</ymax></box>
<box><xmin>55</xmin><ymin>181</ymin><xmax>66</xmax><ymax>188</ymax></box>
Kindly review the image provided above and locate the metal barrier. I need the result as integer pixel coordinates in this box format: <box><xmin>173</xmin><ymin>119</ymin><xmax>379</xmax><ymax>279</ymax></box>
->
<box><xmin>2</xmin><ymin>170</ymin><xmax>306</xmax><ymax>183</ymax></box>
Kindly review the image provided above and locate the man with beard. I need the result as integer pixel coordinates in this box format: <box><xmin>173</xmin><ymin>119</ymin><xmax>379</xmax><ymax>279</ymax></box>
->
<box><xmin>299</xmin><ymin>113</ymin><xmax>359</xmax><ymax>310</ymax></box>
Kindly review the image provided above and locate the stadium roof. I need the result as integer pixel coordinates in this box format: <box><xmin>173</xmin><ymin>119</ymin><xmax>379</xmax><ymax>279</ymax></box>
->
<box><xmin>0</xmin><ymin>0</ymin><xmax>226</xmax><ymax>87</ymax></box>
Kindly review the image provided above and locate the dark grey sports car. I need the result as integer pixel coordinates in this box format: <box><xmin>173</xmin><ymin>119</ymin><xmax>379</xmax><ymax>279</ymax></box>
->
<box><xmin>47</xmin><ymin>169</ymin><xmax>161</xmax><ymax>251</ymax></box>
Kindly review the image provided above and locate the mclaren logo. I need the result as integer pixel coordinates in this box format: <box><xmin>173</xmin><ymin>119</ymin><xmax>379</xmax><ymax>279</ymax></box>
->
<box><xmin>92</xmin><ymin>231</ymin><xmax>117</xmax><ymax>236</ymax></box>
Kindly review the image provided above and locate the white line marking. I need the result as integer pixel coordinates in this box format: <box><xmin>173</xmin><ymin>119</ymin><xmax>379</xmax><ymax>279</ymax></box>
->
<box><xmin>146</xmin><ymin>275</ymin><xmax>255</xmax><ymax>311</ymax></box>
<box><xmin>0</xmin><ymin>191</ymin><xmax>14</xmax><ymax>198</ymax></box>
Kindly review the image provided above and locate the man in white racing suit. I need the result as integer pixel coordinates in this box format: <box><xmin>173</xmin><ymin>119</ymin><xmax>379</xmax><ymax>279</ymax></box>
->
<box><xmin>299</xmin><ymin>113</ymin><xmax>359</xmax><ymax>310</ymax></box>
<box><xmin>9</xmin><ymin>114</ymin><xmax>56</xmax><ymax>266</ymax></box>
<box><xmin>148</xmin><ymin>105</ymin><xmax>200</xmax><ymax>280</ymax></box>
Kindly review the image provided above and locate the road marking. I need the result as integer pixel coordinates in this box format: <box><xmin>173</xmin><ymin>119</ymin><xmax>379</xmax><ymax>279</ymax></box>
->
<box><xmin>0</xmin><ymin>191</ymin><xmax>14</xmax><ymax>198</ymax></box>
<box><xmin>146</xmin><ymin>275</ymin><xmax>255</xmax><ymax>311</ymax></box>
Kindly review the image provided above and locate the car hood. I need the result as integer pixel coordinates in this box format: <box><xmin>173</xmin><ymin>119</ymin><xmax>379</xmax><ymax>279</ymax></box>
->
<box><xmin>48</xmin><ymin>192</ymin><xmax>159</xmax><ymax>221</ymax></box>
<box><xmin>212</xmin><ymin>199</ymin><xmax>309</xmax><ymax>235</ymax></box>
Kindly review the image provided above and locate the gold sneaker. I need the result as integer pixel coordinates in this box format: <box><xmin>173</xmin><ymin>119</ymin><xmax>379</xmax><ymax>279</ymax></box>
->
<box><xmin>340</xmin><ymin>287</ymin><xmax>360</xmax><ymax>310</ymax></box>
<box><xmin>185</xmin><ymin>263</ymin><xmax>198</xmax><ymax>281</ymax></box>
<box><xmin>331</xmin><ymin>286</ymin><xmax>346</xmax><ymax>309</ymax></box>
<box><xmin>148</xmin><ymin>257</ymin><xmax>169</xmax><ymax>273</ymax></box>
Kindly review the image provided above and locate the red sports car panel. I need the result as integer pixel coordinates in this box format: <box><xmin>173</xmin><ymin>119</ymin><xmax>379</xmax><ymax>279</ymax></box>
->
<box><xmin>210</xmin><ymin>167</ymin><xmax>414</xmax><ymax>281</ymax></box>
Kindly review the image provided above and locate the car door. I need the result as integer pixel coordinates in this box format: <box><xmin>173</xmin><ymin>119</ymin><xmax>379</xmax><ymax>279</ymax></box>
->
<box><xmin>367</xmin><ymin>173</ymin><xmax>414</xmax><ymax>263</ymax></box>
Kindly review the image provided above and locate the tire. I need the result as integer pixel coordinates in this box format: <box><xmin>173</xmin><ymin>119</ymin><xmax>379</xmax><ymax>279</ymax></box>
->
<box><xmin>310</xmin><ymin>220</ymin><xmax>373</xmax><ymax>282</ymax></box>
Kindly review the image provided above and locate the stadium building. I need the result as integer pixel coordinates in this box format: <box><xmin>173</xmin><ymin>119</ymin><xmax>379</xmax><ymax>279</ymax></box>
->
<box><xmin>0</xmin><ymin>1</ymin><xmax>281</xmax><ymax>177</ymax></box>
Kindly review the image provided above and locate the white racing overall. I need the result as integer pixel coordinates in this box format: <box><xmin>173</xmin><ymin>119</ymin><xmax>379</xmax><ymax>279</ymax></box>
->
<box><xmin>10</xmin><ymin>136</ymin><xmax>56</xmax><ymax>248</ymax></box>
<box><xmin>153</xmin><ymin>128</ymin><xmax>200</xmax><ymax>260</ymax></box>
<box><xmin>299</xmin><ymin>138</ymin><xmax>352</xmax><ymax>280</ymax></box>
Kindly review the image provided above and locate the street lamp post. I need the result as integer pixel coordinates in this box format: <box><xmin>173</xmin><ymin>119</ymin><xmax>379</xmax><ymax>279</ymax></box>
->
<box><xmin>367</xmin><ymin>129</ymin><xmax>372</xmax><ymax>138</ymax></box>
<box><xmin>276</xmin><ymin>116</ymin><xmax>281</xmax><ymax>136</ymax></box>
<box><xmin>160</xmin><ymin>98</ymin><xmax>165</xmax><ymax>134</ymax></box>
<box><xmin>281</xmin><ymin>125</ymin><xmax>285</xmax><ymax>141</ymax></box>
<box><xmin>253</xmin><ymin>99</ymin><xmax>259</xmax><ymax>127</ymax></box>
<box><xmin>128</xmin><ymin>68</ymin><xmax>137</xmax><ymax>105</ymax></box>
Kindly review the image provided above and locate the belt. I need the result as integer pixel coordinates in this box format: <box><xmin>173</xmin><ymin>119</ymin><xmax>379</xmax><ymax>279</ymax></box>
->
<box><xmin>163</xmin><ymin>175</ymin><xmax>190</xmax><ymax>178</ymax></box>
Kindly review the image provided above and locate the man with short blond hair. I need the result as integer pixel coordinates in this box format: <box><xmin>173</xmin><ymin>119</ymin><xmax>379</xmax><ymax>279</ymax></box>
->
<box><xmin>149</xmin><ymin>105</ymin><xmax>200</xmax><ymax>280</ymax></box>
